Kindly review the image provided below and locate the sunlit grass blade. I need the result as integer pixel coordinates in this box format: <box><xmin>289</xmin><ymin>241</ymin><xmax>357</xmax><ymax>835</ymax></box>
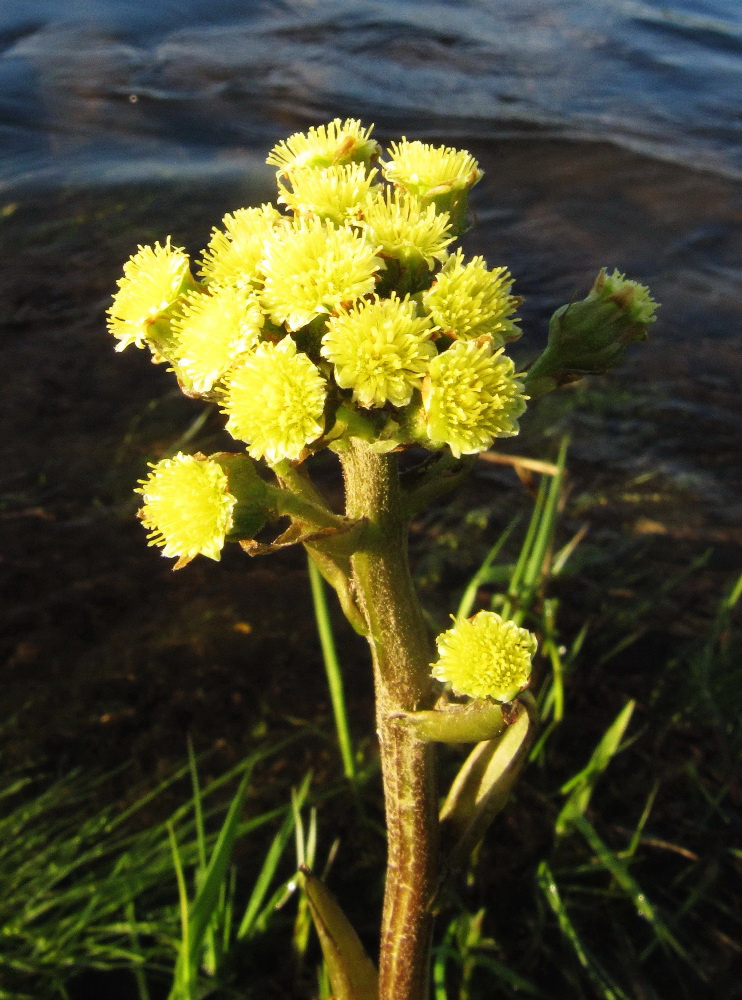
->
<box><xmin>556</xmin><ymin>700</ymin><xmax>635</xmax><ymax>836</ymax></box>
<box><xmin>499</xmin><ymin>437</ymin><xmax>567</xmax><ymax>624</ymax></box>
<box><xmin>292</xmin><ymin>801</ymin><xmax>319</xmax><ymax>967</ymax></box>
<box><xmin>456</xmin><ymin>514</ymin><xmax>521</xmax><ymax>619</ymax></box>
<box><xmin>237</xmin><ymin>772</ymin><xmax>312</xmax><ymax>940</ymax></box>
<box><xmin>499</xmin><ymin>475</ymin><xmax>545</xmax><ymax>622</ymax></box>
<box><xmin>182</xmin><ymin>768</ymin><xmax>251</xmax><ymax>969</ymax></box>
<box><xmin>520</xmin><ymin>437</ymin><xmax>568</xmax><ymax>596</ymax></box>
<box><xmin>168</xmin><ymin>823</ymin><xmax>193</xmax><ymax>1000</ymax></box>
<box><xmin>308</xmin><ymin>554</ymin><xmax>356</xmax><ymax>781</ymax></box>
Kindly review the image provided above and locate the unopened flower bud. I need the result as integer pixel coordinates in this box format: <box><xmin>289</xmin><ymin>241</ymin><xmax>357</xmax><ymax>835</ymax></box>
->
<box><xmin>526</xmin><ymin>268</ymin><xmax>658</xmax><ymax>395</ymax></box>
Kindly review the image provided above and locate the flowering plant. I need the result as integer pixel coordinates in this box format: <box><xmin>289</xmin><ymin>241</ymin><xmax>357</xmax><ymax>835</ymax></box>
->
<box><xmin>109</xmin><ymin>119</ymin><xmax>656</xmax><ymax>1000</ymax></box>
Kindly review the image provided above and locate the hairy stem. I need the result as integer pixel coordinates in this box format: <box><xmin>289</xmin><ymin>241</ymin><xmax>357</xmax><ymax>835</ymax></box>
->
<box><xmin>340</xmin><ymin>439</ymin><xmax>439</xmax><ymax>1000</ymax></box>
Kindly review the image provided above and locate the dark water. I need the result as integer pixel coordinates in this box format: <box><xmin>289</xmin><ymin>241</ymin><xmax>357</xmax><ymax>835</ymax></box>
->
<box><xmin>2</xmin><ymin>0</ymin><xmax>742</xmax><ymax>187</ymax></box>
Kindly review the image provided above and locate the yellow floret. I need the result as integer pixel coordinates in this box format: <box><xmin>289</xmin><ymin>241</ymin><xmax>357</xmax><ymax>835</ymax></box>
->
<box><xmin>359</xmin><ymin>188</ymin><xmax>454</xmax><ymax>268</ymax></box>
<box><xmin>422</xmin><ymin>340</ymin><xmax>527</xmax><ymax>458</ymax></box>
<box><xmin>278</xmin><ymin>163</ymin><xmax>380</xmax><ymax>224</ymax></box>
<box><xmin>108</xmin><ymin>240</ymin><xmax>191</xmax><ymax>351</ymax></box>
<box><xmin>171</xmin><ymin>285</ymin><xmax>264</xmax><ymax>393</ymax></box>
<box><xmin>266</xmin><ymin>118</ymin><xmax>379</xmax><ymax>176</ymax></box>
<box><xmin>321</xmin><ymin>294</ymin><xmax>436</xmax><ymax>408</ymax></box>
<box><xmin>136</xmin><ymin>453</ymin><xmax>236</xmax><ymax>567</ymax></box>
<box><xmin>382</xmin><ymin>140</ymin><xmax>482</xmax><ymax>197</ymax></box>
<box><xmin>260</xmin><ymin>217</ymin><xmax>382</xmax><ymax>330</ymax></box>
<box><xmin>432</xmin><ymin>611</ymin><xmax>536</xmax><ymax>701</ymax></box>
<box><xmin>423</xmin><ymin>250</ymin><xmax>521</xmax><ymax>344</ymax></box>
<box><xmin>224</xmin><ymin>338</ymin><xmax>327</xmax><ymax>463</ymax></box>
<box><xmin>199</xmin><ymin>204</ymin><xmax>283</xmax><ymax>289</ymax></box>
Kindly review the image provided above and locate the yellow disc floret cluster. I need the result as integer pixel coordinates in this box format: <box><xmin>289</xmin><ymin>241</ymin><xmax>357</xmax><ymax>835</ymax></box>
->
<box><xmin>432</xmin><ymin>612</ymin><xmax>537</xmax><ymax>702</ymax></box>
<box><xmin>321</xmin><ymin>294</ymin><xmax>436</xmax><ymax>408</ymax></box>
<box><xmin>108</xmin><ymin>119</ymin><xmax>535</xmax><ymax>564</ymax></box>
<box><xmin>423</xmin><ymin>341</ymin><xmax>527</xmax><ymax>457</ymax></box>
<box><xmin>224</xmin><ymin>339</ymin><xmax>327</xmax><ymax>464</ymax></box>
<box><xmin>136</xmin><ymin>453</ymin><xmax>236</xmax><ymax>567</ymax></box>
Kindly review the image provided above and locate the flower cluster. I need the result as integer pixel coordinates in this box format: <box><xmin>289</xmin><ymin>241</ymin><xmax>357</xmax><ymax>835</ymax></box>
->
<box><xmin>109</xmin><ymin>119</ymin><xmax>651</xmax><ymax>565</ymax></box>
<box><xmin>108</xmin><ymin>120</ymin><xmax>528</xmax><ymax>561</ymax></box>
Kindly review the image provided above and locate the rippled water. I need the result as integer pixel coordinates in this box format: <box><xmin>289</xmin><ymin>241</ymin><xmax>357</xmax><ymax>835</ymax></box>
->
<box><xmin>2</xmin><ymin>0</ymin><xmax>741</xmax><ymax>187</ymax></box>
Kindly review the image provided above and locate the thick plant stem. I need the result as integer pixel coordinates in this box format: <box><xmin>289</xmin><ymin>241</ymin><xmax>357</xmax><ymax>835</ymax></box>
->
<box><xmin>340</xmin><ymin>439</ymin><xmax>439</xmax><ymax>1000</ymax></box>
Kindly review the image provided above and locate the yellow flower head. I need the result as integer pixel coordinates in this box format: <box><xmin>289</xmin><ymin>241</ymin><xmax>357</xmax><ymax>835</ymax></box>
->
<box><xmin>278</xmin><ymin>164</ymin><xmax>380</xmax><ymax>224</ymax></box>
<box><xmin>321</xmin><ymin>294</ymin><xmax>436</xmax><ymax>408</ymax></box>
<box><xmin>136</xmin><ymin>452</ymin><xmax>236</xmax><ymax>566</ymax></box>
<box><xmin>260</xmin><ymin>217</ymin><xmax>382</xmax><ymax>330</ymax></box>
<box><xmin>382</xmin><ymin>139</ymin><xmax>482</xmax><ymax>199</ymax></box>
<box><xmin>108</xmin><ymin>239</ymin><xmax>191</xmax><ymax>351</ymax></box>
<box><xmin>423</xmin><ymin>340</ymin><xmax>527</xmax><ymax>457</ymax></box>
<box><xmin>266</xmin><ymin>118</ymin><xmax>379</xmax><ymax>176</ymax></box>
<box><xmin>199</xmin><ymin>204</ymin><xmax>283</xmax><ymax>289</ymax></box>
<box><xmin>432</xmin><ymin>611</ymin><xmax>537</xmax><ymax>701</ymax></box>
<box><xmin>171</xmin><ymin>286</ymin><xmax>264</xmax><ymax>393</ymax></box>
<box><xmin>224</xmin><ymin>338</ymin><xmax>326</xmax><ymax>463</ymax></box>
<box><xmin>423</xmin><ymin>250</ymin><xmax>521</xmax><ymax>344</ymax></box>
<box><xmin>360</xmin><ymin>189</ymin><xmax>454</xmax><ymax>268</ymax></box>
<box><xmin>596</xmin><ymin>268</ymin><xmax>659</xmax><ymax>326</ymax></box>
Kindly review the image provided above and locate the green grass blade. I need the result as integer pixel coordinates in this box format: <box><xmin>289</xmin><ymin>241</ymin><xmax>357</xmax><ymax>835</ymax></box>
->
<box><xmin>167</xmin><ymin>823</ymin><xmax>192</xmax><ymax>1000</ymax></box>
<box><xmin>187</xmin><ymin>741</ymin><xmax>207</xmax><ymax>875</ymax></box>
<box><xmin>237</xmin><ymin>773</ymin><xmax>312</xmax><ymax>941</ymax></box>
<box><xmin>456</xmin><ymin>515</ymin><xmax>521</xmax><ymax>619</ymax></box>
<box><xmin>183</xmin><ymin>766</ymin><xmax>252</xmax><ymax>969</ymax></box>
<box><xmin>537</xmin><ymin>861</ymin><xmax>632</xmax><ymax>1000</ymax></box>
<box><xmin>308</xmin><ymin>555</ymin><xmax>356</xmax><ymax>781</ymax></box>
<box><xmin>464</xmin><ymin>954</ymin><xmax>542</xmax><ymax>996</ymax></box>
<box><xmin>521</xmin><ymin>437</ymin><xmax>568</xmax><ymax>593</ymax></box>
<box><xmin>501</xmin><ymin>476</ymin><xmax>546</xmax><ymax>621</ymax></box>
<box><xmin>571</xmin><ymin>814</ymin><xmax>693</xmax><ymax>966</ymax></box>
<box><xmin>556</xmin><ymin>700</ymin><xmax>635</xmax><ymax>836</ymax></box>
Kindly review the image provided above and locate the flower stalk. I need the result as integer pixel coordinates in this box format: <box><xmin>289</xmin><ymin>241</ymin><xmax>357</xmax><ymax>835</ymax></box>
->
<box><xmin>340</xmin><ymin>439</ymin><xmax>438</xmax><ymax>1000</ymax></box>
